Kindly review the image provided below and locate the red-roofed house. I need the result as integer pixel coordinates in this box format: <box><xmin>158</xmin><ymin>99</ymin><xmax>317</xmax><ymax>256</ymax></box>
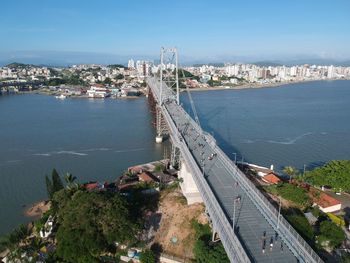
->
<box><xmin>262</xmin><ymin>172</ymin><xmax>281</xmax><ymax>185</ymax></box>
<box><xmin>138</xmin><ymin>172</ymin><xmax>156</xmax><ymax>183</ymax></box>
<box><xmin>314</xmin><ymin>192</ymin><xmax>341</xmax><ymax>213</ymax></box>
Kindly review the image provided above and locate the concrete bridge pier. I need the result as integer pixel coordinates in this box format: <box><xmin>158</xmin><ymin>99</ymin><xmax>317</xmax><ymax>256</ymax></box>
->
<box><xmin>178</xmin><ymin>159</ymin><xmax>203</xmax><ymax>205</ymax></box>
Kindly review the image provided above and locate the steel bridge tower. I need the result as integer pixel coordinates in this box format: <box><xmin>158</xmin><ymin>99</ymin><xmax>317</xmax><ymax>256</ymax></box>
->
<box><xmin>155</xmin><ymin>47</ymin><xmax>180</xmax><ymax>144</ymax></box>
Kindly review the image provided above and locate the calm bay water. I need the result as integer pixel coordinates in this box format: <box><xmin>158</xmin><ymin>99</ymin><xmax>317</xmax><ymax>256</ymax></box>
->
<box><xmin>183</xmin><ymin>80</ymin><xmax>350</xmax><ymax>172</ymax></box>
<box><xmin>0</xmin><ymin>80</ymin><xmax>350</xmax><ymax>235</ymax></box>
<box><xmin>0</xmin><ymin>95</ymin><xmax>165</xmax><ymax>235</ymax></box>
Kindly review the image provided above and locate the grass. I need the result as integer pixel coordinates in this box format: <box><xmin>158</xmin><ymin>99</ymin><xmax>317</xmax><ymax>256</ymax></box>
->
<box><xmin>265</xmin><ymin>182</ymin><xmax>310</xmax><ymax>207</ymax></box>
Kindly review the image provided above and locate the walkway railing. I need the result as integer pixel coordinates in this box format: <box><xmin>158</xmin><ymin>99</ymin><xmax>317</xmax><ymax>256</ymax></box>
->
<box><xmin>147</xmin><ymin>77</ymin><xmax>323</xmax><ymax>263</ymax></box>
<box><xmin>159</xmin><ymin>95</ymin><xmax>251</xmax><ymax>263</ymax></box>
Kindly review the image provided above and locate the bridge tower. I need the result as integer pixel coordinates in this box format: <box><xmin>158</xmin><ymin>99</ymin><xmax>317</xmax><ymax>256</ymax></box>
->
<box><xmin>155</xmin><ymin>47</ymin><xmax>180</xmax><ymax>143</ymax></box>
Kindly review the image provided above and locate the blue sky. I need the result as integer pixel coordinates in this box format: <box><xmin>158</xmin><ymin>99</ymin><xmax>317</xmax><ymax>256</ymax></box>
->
<box><xmin>1</xmin><ymin>0</ymin><xmax>350</xmax><ymax>64</ymax></box>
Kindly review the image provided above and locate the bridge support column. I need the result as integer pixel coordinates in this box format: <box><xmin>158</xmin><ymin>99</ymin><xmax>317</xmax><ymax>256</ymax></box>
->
<box><xmin>155</xmin><ymin>106</ymin><xmax>163</xmax><ymax>143</ymax></box>
<box><xmin>178</xmin><ymin>160</ymin><xmax>203</xmax><ymax>205</ymax></box>
<box><xmin>170</xmin><ymin>144</ymin><xmax>180</xmax><ymax>169</ymax></box>
<box><xmin>155</xmin><ymin>105</ymin><xmax>169</xmax><ymax>143</ymax></box>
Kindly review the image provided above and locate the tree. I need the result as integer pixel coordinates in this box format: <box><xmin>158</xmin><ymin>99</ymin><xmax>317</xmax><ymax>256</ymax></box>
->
<box><xmin>46</xmin><ymin>78</ymin><xmax>66</xmax><ymax>86</ymax></box>
<box><xmin>0</xmin><ymin>224</ymin><xmax>29</xmax><ymax>252</ymax></box>
<box><xmin>154</xmin><ymin>164</ymin><xmax>165</xmax><ymax>172</ymax></box>
<box><xmin>283</xmin><ymin>166</ymin><xmax>298</xmax><ymax>183</ymax></box>
<box><xmin>303</xmin><ymin>160</ymin><xmax>350</xmax><ymax>192</ymax></box>
<box><xmin>115</xmin><ymin>74</ymin><xmax>124</xmax><ymax>80</ymax></box>
<box><xmin>52</xmin><ymin>169</ymin><xmax>64</xmax><ymax>193</ymax></box>
<box><xmin>107</xmin><ymin>64</ymin><xmax>127</xmax><ymax>69</ymax></box>
<box><xmin>341</xmin><ymin>253</ymin><xmax>350</xmax><ymax>263</ymax></box>
<box><xmin>191</xmin><ymin>220</ymin><xmax>230</xmax><ymax>263</ymax></box>
<box><xmin>54</xmin><ymin>190</ymin><xmax>139</xmax><ymax>262</ymax></box>
<box><xmin>103</xmin><ymin>77</ymin><xmax>112</xmax><ymax>85</ymax></box>
<box><xmin>64</xmin><ymin>173</ymin><xmax>78</xmax><ymax>190</ymax></box>
<box><xmin>317</xmin><ymin>221</ymin><xmax>345</xmax><ymax>249</ymax></box>
<box><xmin>140</xmin><ymin>249</ymin><xmax>155</xmax><ymax>263</ymax></box>
<box><xmin>45</xmin><ymin>169</ymin><xmax>64</xmax><ymax>199</ymax></box>
<box><xmin>286</xmin><ymin>214</ymin><xmax>314</xmax><ymax>241</ymax></box>
<box><xmin>46</xmin><ymin>175</ymin><xmax>54</xmax><ymax>199</ymax></box>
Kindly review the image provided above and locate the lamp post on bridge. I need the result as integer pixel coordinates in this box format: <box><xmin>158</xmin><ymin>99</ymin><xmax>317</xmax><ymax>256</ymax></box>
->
<box><xmin>277</xmin><ymin>197</ymin><xmax>282</xmax><ymax>229</ymax></box>
<box><xmin>232</xmin><ymin>153</ymin><xmax>237</xmax><ymax>165</ymax></box>
<box><xmin>232</xmin><ymin>196</ymin><xmax>241</xmax><ymax>231</ymax></box>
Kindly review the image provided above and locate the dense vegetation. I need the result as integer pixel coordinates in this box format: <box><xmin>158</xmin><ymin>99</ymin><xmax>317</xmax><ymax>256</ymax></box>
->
<box><xmin>0</xmin><ymin>167</ymin><xmax>165</xmax><ymax>262</ymax></box>
<box><xmin>139</xmin><ymin>249</ymin><xmax>155</xmax><ymax>263</ymax></box>
<box><xmin>0</xmin><ymin>224</ymin><xmax>29</xmax><ymax>252</ymax></box>
<box><xmin>108</xmin><ymin>64</ymin><xmax>127</xmax><ymax>69</ymax></box>
<box><xmin>284</xmin><ymin>209</ymin><xmax>346</xmax><ymax>253</ymax></box>
<box><xmin>317</xmin><ymin>221</ymin><xmax>345</xmax><ymax>249</ymax></box>
<box><xmin>53</xmin><ymin>189</ymin><xmax>140</xmax><ymax>263</ymax></box>
<box><xmin>45</xmin><ymin>74</ymin><xmax>86</xmax><ymax>86</ymax></box>
<box><xmin>192</xmin><ymin>220</ymin><xmax>230</xmax><ymax>263</ymax></box>
<box><xmin>303</xmin><ymin>160</ymin><xmax>350</xmax><ymax>192</ymax></box>
<box><xmin>207</xmin><ymin>79</ymin><xmax>221</xmax><ymax>87</ymax></box>
<box><xmin>266</xmin><ymin>183</ymin><xmax>310</xmax><ymax>206</ymax></box>
<box><xmin>45</xmin><ymin>168</ymin><xmax>64</xmax><ymax>199</ymax></box>
<box><xmin>5</xmin><ymin>62</ymin><xmax>33</xmax><ymax>69</ymax></box>
<box><xmin>285</xmin><ymin>214</ymin><xmax>314</xmax><ymax>241</ymax></box>
<box><xmin>179</xmin><ymin>68</ymin><xmax>200</xmax><ymax>81</ymax></box>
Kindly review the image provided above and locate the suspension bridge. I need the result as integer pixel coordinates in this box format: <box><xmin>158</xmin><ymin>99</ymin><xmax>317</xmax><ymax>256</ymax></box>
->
<box><xmin>146</xmin><ymin>47</ymin><xmax>323</xmax><ymax>263</ymax></box>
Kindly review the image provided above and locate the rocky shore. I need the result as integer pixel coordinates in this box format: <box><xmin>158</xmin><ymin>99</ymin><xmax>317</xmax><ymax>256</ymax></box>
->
<box><xmin>24</xmin><ymin>200</ymin><xmax>51</xmax><ymax>219</ymax></box>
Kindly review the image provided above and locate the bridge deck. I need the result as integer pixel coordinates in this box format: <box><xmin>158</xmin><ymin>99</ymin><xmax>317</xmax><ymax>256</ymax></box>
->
<box><xmin>166</xmin><ymin>101</ymin><xmax>297</xmax><ymax>262</ymax></box>
<box><xmin>147</xmin><ymin>77</ymin><xmax>322</xmax><ymax>263</ymax></box>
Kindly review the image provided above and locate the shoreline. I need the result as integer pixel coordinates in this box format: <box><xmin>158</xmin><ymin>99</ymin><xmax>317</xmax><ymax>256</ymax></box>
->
<box><xmin>24</xmin><ymin>200</ymin><xmax>50</xmax><ymax>219</ymax></box>
<box><xmin>186</xmin><ymin>78</ymin><xmax>350</xmax><ymax>92</ymax></box>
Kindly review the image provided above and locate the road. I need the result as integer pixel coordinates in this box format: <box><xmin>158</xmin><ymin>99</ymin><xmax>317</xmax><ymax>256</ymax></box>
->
<box><xmin>164</xmin><ymin>99</ymin><xmax>297</xmax><ymax>262</ymax></box>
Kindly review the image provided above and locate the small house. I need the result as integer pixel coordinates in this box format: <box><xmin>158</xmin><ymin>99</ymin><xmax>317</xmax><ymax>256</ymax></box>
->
<box><xmin>262</xmin><ymin>172</ymin><xmax>281</xmax><ymax>185</ymax></box>
<box><xmin>314</xmin><ymin>192</ymin><xmax>341</xmax><ymax>213</ymax></box>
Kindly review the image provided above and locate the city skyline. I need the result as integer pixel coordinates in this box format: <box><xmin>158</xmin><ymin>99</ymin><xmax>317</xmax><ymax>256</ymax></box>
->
<box><xmin>1</xmin><ymin>0</ymin><xmax>350</xmax><ymax>65</ymax></box>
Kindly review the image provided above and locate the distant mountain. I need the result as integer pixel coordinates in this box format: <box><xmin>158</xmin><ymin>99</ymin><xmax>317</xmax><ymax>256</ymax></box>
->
<box><xmin>279</xmin><ymin>59</ymin><xmax>350</xmax><ymax>67</ymax></box>
<box><xmin>252</xmin><ymin>61</ymin><xmax>283</xmax><ymax>67</ymax></box>
<box><xmin>5</xmin><ymin>62</ymin><xmax>32</xmax><ymax>68</ymax></box>
<box><xmin>251</xmin><ymin>59</ymin><xmax>350</xmax><ymax>67</ymax></box>
<box><xmin>1</xmin><ymin>50</ymin><xmax>350</xmax><ymax>68</ymax></box>
<box><xmin>192</xmin><ymin>62</ymin><xmax>225</xmax><ymax>67</ymax></box>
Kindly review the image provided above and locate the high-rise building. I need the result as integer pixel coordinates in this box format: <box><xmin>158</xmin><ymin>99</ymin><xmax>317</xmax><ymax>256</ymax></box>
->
<box><xmin>328</xmin><ymin>65</ymin><xmax>335</xmax><ymax>78</ymax></box>
<box><xmin>128</xmin><ymin>59</ymin><xmax>135</xmax><ymax>69</ymax></box>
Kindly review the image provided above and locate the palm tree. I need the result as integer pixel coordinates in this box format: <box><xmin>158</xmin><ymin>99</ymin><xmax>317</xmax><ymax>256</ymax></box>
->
<box><xmin>64</xmin><ymin>173</ymin><xmax>78</xmax><ymax>190</ymax></box>
<box><xmin>283</xmin><ymin>166</ymin><xmax>298</xmax><ymax>183</ymax></box>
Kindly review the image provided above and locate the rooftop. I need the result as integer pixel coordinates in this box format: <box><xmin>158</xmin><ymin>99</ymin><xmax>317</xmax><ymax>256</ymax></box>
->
<box><xmin>262</xmin><ymin>172</ymin><xmax>281</xmax><ymax>184</ymax></box>
<box><xmin>315</xmin><ymin>192</ymin><xmax>341</xmax><ymax>208</ymax></box>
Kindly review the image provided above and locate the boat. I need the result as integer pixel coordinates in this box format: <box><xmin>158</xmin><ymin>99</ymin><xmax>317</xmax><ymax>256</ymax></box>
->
<box><xmin>55</xmin><ymin>94</ymin><xmax>67</xmax><ymax>99</ymax></box>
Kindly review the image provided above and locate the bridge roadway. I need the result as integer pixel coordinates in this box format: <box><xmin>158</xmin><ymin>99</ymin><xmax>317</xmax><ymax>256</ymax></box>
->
<box><xmin>148</xmin><ymin>77</ymin><xmax>322</xmax><ymax>263</ymax></box>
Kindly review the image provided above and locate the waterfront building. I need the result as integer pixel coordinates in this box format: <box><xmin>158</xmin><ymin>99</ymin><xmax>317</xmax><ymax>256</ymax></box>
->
<box><xmin>328</xmin><ymin>65</ymin><xmax>335</xmax><ymax>78</ymax></box>
<box><xmin>87</xmin><ymin>84</ymin><xmax>109</xmax><ymax>98</ymax></box>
